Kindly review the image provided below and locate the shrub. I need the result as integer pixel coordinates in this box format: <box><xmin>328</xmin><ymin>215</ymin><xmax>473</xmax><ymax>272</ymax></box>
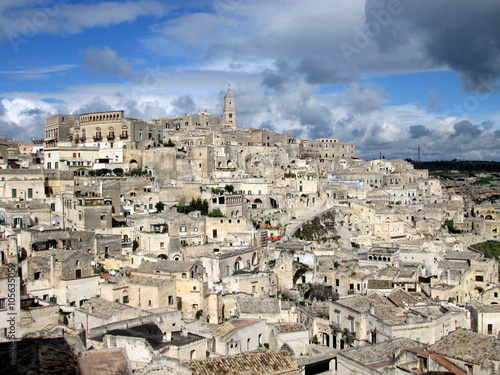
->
<box><xmin>208</xmin><ymin>209</ymin><xmax>224</xmax><ymax>217</ymax></box>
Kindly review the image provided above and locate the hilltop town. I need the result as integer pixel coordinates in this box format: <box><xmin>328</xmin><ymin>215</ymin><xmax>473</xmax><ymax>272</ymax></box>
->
<box><xmin>1</xmin><ymin>88</ymin><xmax>500</xmax><ymax>375</ymax></box>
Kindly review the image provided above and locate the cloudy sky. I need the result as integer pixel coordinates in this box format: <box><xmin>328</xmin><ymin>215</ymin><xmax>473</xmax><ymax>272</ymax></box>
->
<box><xmin>1</xmin><ymin>0</ymin><xmax>500</xmax><ymax>161</ymax></box>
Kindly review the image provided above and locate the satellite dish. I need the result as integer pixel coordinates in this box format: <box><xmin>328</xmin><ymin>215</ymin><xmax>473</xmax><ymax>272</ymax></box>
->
<box><xmin>110</xmin><ymin>270</ymin><xmax>116</xmax><ymax>276</ymax></box>
<box><xmin>90</xmin><ymin>261</ymin><xmax>96</xmax><ymax>266</ymax></box>
<box><xmin>39</xmin><ymin>227</ymin><xmax>44</xmax><ymax>232</ymax></box>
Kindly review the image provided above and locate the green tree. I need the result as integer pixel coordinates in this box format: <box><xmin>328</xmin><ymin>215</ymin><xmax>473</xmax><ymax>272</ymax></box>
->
<box><xmin>208</xmin><ymin>209</ymin><xmax>225</xmax><ymax>217</ymax></box>
<box><xmin>224</xmin><ymin>184</ymin><xmax>235</xmax><ymax>193</ymax></box>
<box><xmin>155</xmin><ymin>201</ymin><xmax>165</xmax><ymax>212</ymax></box>
<box><xmin>113</xmin><ymin>167</ymin><xmax>124</xmax><ymax>176</ymax></box>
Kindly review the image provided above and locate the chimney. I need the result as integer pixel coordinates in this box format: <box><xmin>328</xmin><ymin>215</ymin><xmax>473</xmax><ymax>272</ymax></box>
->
<box><xmin>163</xmin><ymin>331</ymin><xmax>172</xmax><ymax>342</ymax></box>
<box><xmin>181</xmin><ymin>328</ymin><xmax>188</xmax><ymax>337</ymax></box>
<box><xmin>50</xmin><ymin>254</ymin><xmax>55</xmax><ymax>288</ymax></box>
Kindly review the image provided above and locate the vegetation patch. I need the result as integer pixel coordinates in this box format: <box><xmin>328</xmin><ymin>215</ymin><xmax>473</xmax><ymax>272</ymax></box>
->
<box><xmin>176</xmin><ymin>198</ymin><xmax>209</xmax><ymax>215</ymax></box>
<box><xmin>471</xmin><ymin>241</ymin><xmax>500</xmax><ymax>260</ymax></box>
<box><xmin>293</xmin><ymin>210</ymin><xmax>337</xmax><ymax>241</ymax></box>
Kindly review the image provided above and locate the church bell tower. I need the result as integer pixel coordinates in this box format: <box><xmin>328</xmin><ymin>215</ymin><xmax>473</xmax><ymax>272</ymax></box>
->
<box><xmin>222</xmin><ymin>85</ymin><xmax>236</xmax><ymax>129</ymax></box>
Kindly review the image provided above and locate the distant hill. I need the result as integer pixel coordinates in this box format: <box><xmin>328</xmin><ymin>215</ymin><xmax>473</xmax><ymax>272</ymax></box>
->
<box><xmin>408</xmin><ymin>160</ymin><xmax>500</xmax><ymax>173</ymax></box>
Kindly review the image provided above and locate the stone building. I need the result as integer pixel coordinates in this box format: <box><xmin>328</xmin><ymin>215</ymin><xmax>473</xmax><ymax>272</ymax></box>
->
<box><xmin>21</xmin><ymin>249</ymin><xmax>99</xmax><ymax>307</ymax></box>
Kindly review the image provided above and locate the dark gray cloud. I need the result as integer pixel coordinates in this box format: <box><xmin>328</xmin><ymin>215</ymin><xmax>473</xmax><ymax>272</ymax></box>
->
<box><xmin>299</xmin><ymin>55</ymin><xmax>355</xmax><ymax>85</ymax></box>
<box><xmin>366</xmin><ymin>0</ymin><xmax>500</xmax><ymax>92</ymax></box>
<box><xmin>450</xmin><ymin>120</ymin><xmax>484</xmax><ymax>138</ymax></box>
<box><xmin>20</xmin><ymin>108</ymin><xmax>44</xmax><ymax>116</ymax></box>
<box><xmin>75</xmin><ymin>97</ymin><xmax>114</xmax><ymax>115</ymax></box>
<box><xmin>82</xmin><ymin>47</ymin><xmax>134</xmax><ymax>79</ymax></box>
<box><xmin>171</xmin><ymin>95</ymin><xmax>197</xmax><ymax>116</ymax></box>
<box><xmin>261</xmin><ymin>60</ymin><xmax>294</xmax><ymax>92</ymax></box>
<box><xmin>0</xmin><ymin>118</ymin><xmax>45</xmax><ymax>141</ymax></box>
<box><xmin>409</xmin><ymin>125</ymin><xmax>431</xmax><ymax>139</ymax></box>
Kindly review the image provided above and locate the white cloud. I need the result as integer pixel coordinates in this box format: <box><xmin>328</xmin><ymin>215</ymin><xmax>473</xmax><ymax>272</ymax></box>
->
<box><xmin>0</xmin><ymin>0</ymin><xmax>168</xmax><ymax>41</ymax></box>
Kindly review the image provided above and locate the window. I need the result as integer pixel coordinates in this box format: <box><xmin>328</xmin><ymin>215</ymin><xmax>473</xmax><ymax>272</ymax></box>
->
<box><xmin>75</xmin><ymin>269</ymin><xmax>82</xmax><ymax>278</ymax></box>
<box><xmin>335</xmin><ymin>310</ymin><xmax>341</xmax><ymax>326</ymax></box>
<box><xmin>168</xmin><ymin>296</ymin><xmax>173</xmax><ymax>305</ymax></box>
<box><xmin>193</xmin><ymin>227</ymin><xmax>198</xmax><ymax>232</ymax></box>
<box><xmin>182</xmin><ymin>273</ymin><xmax>187</xmax><ymax>278</ymax></box>
<box><xmin>28</xmin><ymin>188</ymin><xmax>33</xmax><ymax>199</ymax></box>
<box><xmin>34</xmin><ymin>272</ymin><xmax>41</xmax><ymax>280</ymax></box>
<box><xmin>180</xmin><ymin>226</ymin><xmax>187</xmax><ymax>232</ymax></box>
<box><xmin>0</xmin><ymin>298</ymin><xmax>6</xmax><ymax>310</ymax></box>
<box><xmin>123</xmin><ymin>295</ymin><xmax>129</xmax><ymax>303</ymax></box>
<box><xmin>488</xmin><ymin>324</ymin><xmax>493</xmax><ymax>335</ymax></box>
<box><xmin>252</xmin><ymin>286</ymin><xmax>256</xmax><ymax>293</ymax></box>
<box><xmin>160</xmin><ymin>242</ymin><xmax>164</xmax><ymax>248</ymax></box>
<box><xmin>11</xmin><ymin>189</ymin><xmax>16</xmax><ymax>198</ymax></box>
<box><xmin>349</xmin><ymin>317</ymin><xmax>355</xmax><ymax>332</ymax></box>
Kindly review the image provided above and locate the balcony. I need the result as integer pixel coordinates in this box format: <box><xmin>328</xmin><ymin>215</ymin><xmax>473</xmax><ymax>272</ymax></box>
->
<box><xmin>107</xmin><ymin>134</ymin><xmax>115</xmax><ymax>141</ymax></box>
<box><xmin>120</xmin><ymin>133</ymin><xmax>129</xmax><ymax>140</ymax></box>
<box><xmin>93</xmin><ymin>135</ymin><xmax>103</xmax><ymax>142</ymax></box>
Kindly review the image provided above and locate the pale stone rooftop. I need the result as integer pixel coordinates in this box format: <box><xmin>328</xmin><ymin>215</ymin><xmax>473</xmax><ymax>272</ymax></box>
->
<box><xmin>431</xmin><ymin>330</ymin><xmax>500</xmax><ymax>365</ymax></box>
<box><xmin>273</xmin><ymin>323</ymin><xmax>307</xmax><ymax>334</ymax></box>
<box><xmin>207</xmin><ymin>319</ymin><xmax>261</xmax><ymax>339</ymax></box>
<box><xmin>237</xmin><ymin>298</ymin><xmax>281</xmax><ymax>314</ymax></box>
<box><xmin>137</xmin><ymin>259</ymin><xmax>196</xmax><ymax>274</ymax></box>
<box><xmin>187</xmin><ymin>350</ymin><xmax>298</xmax><ymax>375</ymax></box>
<box><xmin>77</xmin><ymin>297</ymin><xmax>139</xmax><ymax>319</ymax></box>
<box><xmin>339</xmin><ymin>337</ymin><xmax>420</xmax><ymax>366</ymax></box>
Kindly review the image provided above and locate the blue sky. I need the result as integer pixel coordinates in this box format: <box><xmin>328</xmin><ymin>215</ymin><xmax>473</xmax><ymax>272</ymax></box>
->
<box><xmin>1</xmin><ymin>0</ymin><xmax>499</xmax><ymax>160</ymax></box>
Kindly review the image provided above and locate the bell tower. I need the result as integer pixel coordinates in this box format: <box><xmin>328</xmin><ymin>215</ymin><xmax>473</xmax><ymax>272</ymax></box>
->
<box><xmin>222</xmin><ymin>85</ymin><xmax>236</xmax><ymax>128</ymax></box>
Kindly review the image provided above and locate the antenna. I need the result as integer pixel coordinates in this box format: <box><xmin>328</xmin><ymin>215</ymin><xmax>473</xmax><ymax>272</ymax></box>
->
<box><xmin>417</xmin><ymin>145</ymin><xmax>421</xmax><ymax>162</ymax></box>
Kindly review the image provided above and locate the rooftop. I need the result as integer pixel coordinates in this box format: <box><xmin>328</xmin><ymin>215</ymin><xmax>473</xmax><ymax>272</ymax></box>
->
<box><xmin>273</xmin><ymin>323</ymin><xmax>307</xmax><ymax>334</ymax></box>
<box><xmin>137</xmin><ymin>260</ymin><xmax>197</xmax><ymax>274</ymax></box>
<box><xmin>207</xmin><ymin>319</ymin><xmax>262</xmax><ymax>339</ymax></box>
<box><xmin>77</xmin><ymin>297</ymin><xmax>139</xmax><ymax>319</ymax></box>
<box><xmin>237</xmin><ymin>298</ymin><xmax>281</xmax><ymax>314</ymax></box>
<box><xmin>187</xmin><ymin>350</ymin><xmax>299</xmax><ymax>375</ymax></box>
<box><xmin>339</xmin><ymin>337</ymin><xmax>421</xmax><ymax>367</ymax></box>
<box><xmin>77</xmin><ymin>349</ymin><xmax>130</xmax><ymax>375</ymax></box>
<box><xmin>431</xmin><ymin>330</ymin><xmax>500</xmax><ymax>365</ymax></box>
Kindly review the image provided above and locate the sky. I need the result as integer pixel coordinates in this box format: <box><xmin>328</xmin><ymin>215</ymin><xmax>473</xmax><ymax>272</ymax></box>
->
<box><xmin>1</xmin><ymin>0</ymin><xmax>500</xmax><ymax>161</ymax></box>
